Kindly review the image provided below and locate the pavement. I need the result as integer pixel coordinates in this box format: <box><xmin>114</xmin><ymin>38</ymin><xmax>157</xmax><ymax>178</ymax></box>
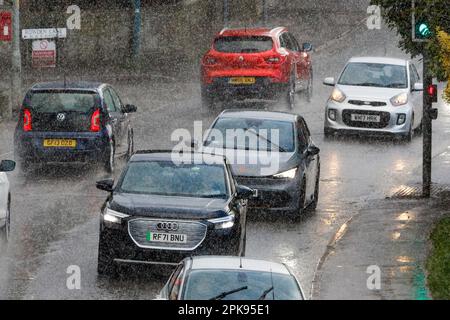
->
<box><xmin>313</xmin><ymin>88</ymin><xmax>450</xmax><ymax>300</ymax></box>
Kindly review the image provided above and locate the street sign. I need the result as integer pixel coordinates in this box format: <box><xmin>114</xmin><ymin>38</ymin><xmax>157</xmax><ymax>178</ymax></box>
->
<box><xmin>32</xmin><ymin>39</ymin><xmax>56</xmax><ymax>68</ymax></box>
<box><xmin>0</xmin><ymin>11</ymin><xmax>12</xmax><ymax>42</ymax></box>
<box><xmin>22</xmin><ymin>28</ymin><xmax>67</xmax><ymax>40</ymax></box>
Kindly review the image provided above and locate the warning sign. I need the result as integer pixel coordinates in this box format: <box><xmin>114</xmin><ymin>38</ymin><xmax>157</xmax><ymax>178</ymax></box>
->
<box><xmin>32</xmin><ymin>40</ymin><xmax>56</xmax><ymax>68</ymax></box>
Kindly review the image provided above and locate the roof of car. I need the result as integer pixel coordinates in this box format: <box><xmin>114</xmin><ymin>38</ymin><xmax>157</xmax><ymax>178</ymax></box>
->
<box><xmin>348</xmin><ymin>56</ymin><xmax>408</xmax><ymax>66</ymax></box>
<box><xmin>130</xmin><ymin>150</ymin><xmax>227</xmax><ymax>164</ymax></box>
<box><xmin>188</xmin><ymin>256</ymin><xmax>291</xmax><ymax>275</ymax></box>
<box><xmin>218</xmin><ymin>110</ymin><xmax>299</xmax><ymax>122</ymax></box>
<box><xmin>218</xmin><ymin>26</ymin><xmax>286</xmax><ymax>38</ymax></box>
<box><xmin>30</xmin><ymin>81</ymin><xmax>105</xmax><ymax>91</ymax></box>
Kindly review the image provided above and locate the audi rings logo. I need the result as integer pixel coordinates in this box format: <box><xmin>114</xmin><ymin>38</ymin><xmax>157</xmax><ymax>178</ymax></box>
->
<box><xmin>56</xmin><ymin>113</ymin><xmax>66</xmax><ymax>122</ymax></box>
<box><xmin>156</xmin><ymin>222</ymin><xmax>179</xmax><ymax>232</ymax></box>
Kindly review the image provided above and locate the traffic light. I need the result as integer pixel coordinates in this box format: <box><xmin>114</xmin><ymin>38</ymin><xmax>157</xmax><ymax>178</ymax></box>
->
<box><xmin>415</xmin><ymin>19</ymin><xmax>432</xmax><ymax>40</ymax></box>
<box><xmin>427</xmin><ymin>84</ymin><xmax>438</xmax><ymax>103</ymax></box>
<box><xmin>411</xmin><ymin>0</ymin><xmax>433</xmax><ymax>43</ymax></box>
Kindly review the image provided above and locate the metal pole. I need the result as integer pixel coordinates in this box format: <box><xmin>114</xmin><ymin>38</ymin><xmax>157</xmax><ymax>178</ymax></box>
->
<box><xmin>132</xmin><ymin>0</ymin><xmax>141</xmax><ymax>59</ymax></box>
<box><xmin>10</xmin><ymin>0</ymin><xmax>21</xmax><ymax>118</ymax></box>
<box><xmin>422</xmin><ymin>49</ymin><xmax>432</xmax><ymax>197</ymax></box>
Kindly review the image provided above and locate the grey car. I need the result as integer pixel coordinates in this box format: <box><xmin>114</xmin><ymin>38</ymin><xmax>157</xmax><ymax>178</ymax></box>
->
<box><xmin>158</xmin><ymin>256</ymin><xmax>305</xmax><ymax>300</ymax></box>
<box><xmin>200</xmin><ymin>110</ymin><xmax>320</xmax><ymax>217</ymax></box>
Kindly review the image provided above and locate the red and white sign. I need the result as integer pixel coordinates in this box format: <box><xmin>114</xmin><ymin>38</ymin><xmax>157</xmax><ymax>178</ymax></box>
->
<box><xmin>0</xmin><ymin>11</ymin><xmax>12</xmax><ymax>42</ymax></box>
<box><xmin>32</xmin><ymin>40</ymin><xmax>56</xmax><ymax>68</ymax></box>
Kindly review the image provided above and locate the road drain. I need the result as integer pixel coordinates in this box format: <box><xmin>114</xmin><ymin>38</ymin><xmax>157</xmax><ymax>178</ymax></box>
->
<box><xmin>389</xmin><ymin>184</ymin><xmax>450</xmax><ymax>199</ymax></box>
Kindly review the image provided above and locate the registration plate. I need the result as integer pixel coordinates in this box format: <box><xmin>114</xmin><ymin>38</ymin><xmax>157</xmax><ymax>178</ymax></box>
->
<box><xmin>43</xmin><ymin>139</ymin><xmax>77</xmax><ymax>148</ymax></box>
<box><xmin>229</xmin><ymin>77</ymin><xmax>256</xmax><ymax>85</ymax></box>
<box><xmin>146</xmin><ymin>232</ymin><xmax>187</xmax><ymax>244</ymax></box>
<box><xmin>350</xmin><ymin>114</ymin><xmax>381</xmax><ymax>123</ymax></box>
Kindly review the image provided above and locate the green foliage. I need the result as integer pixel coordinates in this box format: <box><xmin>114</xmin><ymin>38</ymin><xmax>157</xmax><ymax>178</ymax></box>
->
<box><xmin>371</xmin><ymin>0</ymin><xmax>449</xmax><ymax>80</ymax></box>
<box><xmin>427</xmin><ymin>217</ymin><xmax>450</xmax><ymax>299</ymax></box>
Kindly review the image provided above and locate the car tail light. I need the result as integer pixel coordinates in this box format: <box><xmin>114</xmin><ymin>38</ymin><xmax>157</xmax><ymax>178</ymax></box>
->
<box><xmin>203</xmin><ymin>55</ymin><xmax>217</xmax><ymax>66</ymax></box>
<box><xmin>90</xmin><ymin>109</ymin><xmax>101</xmax><ymax>132</ymax></box>
<box><xmin>23</xmin><ymin>108</ymin><xmax>32</xmax><ymax>132</ymax></box>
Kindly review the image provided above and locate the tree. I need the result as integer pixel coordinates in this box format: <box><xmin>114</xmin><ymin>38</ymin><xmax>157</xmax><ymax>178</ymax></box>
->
<box><xmin>437</xmin><ymin>29</ymin><xmax>450</xmax><ymax>103</ymax></box>
<box><xmin>371</xmin><ymin>0</ymin><xmax>449</xmax><ymax>80</ymax></box>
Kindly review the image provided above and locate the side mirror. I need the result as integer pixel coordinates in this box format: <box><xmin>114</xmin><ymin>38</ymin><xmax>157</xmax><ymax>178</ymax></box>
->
<box><xmin>413</xmin><ymin>82</ymin><xmax>424</xmax><ymax>91</ymax></box>
<box><xmin>302</xmin><ymin>42</ymin><xmax>313</xmax><ymax>52</ymax></box>
<box><xmin>236</xmin><ymin>185</ymin><xmax>254</xmax><ymax>199</ymax></box>
<box><xmin>123</xmin><ymin>104</ymin><xmax>137</xmax><ymax>113</ymax></box>
<box><xmin>96</xmin><ymin>179</ymin><xmax>114</xmax><ymax>192</ymax></box>
<box><xmin>323</xmin><ymin>77</ymin><xmax>335</xmax><ymax>86</ymax></box>
<box><xmin>0</xmin><ymin>160</ymin><xmax>16</xmax><ymax>172</ymax></box>
<box><xmin>306</xmin><ymin>145</ymin><xmax>320</xmax><ymax>156</ymax></box>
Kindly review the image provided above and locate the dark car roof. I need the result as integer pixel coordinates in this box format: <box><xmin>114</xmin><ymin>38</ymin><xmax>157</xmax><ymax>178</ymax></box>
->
<box><xmin>130</xmin><ymin>150</ymin><xmax>227</xmax><ymax>164</ymax></box>
<box><xmin>218</xmin><ymin>110</ymin><xmax>299</xmax><ymax>122</ymax></box>
<box><xmin>30</xmin><ymin>81</ymin><xmax>105</xmax><ymax>91</ymax></box>
<box><xmin>218</xmin><ymin>26</ymin><xmax>287</xmax><ymax>38</ymax></box>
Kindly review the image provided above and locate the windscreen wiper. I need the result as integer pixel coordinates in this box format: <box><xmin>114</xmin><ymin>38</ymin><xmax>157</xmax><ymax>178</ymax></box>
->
<box><xmin>244</xmin><ymin>129</ymin><xmax>286</xmax><ymax>153</ymax></box>
<box><xmin>258</xmin><ymin>286</ymin><xmax>274</xmax><ymax>300</ymax></box>
<box><xmin>209</xmin><ymin>286</ymin><xmax>248</xmax><ymax>300</ymax></box>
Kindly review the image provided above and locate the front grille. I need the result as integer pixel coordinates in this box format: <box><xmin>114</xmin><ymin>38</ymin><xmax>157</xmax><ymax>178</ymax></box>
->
<box><xmin>128</xmin><ymin>219</ymin><xmax>207</xmax><ymax>251</ymax></box>
<box><xmin>348</xmin><ymin>100</ymin><xmax>387</xmax><ymax>107</ymax></box>
<box><xmin>342</xmin><ymin>110</ymin><xmax>390</xmax><ymax>129</ymax></box>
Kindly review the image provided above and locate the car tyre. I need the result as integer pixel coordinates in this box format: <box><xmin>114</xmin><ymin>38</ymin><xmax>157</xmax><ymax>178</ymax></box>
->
<box><xmin>292</xmin><ymin>177</ymin><xmax>307</xmax><ymax>222</ymax></box>
<box><xmin>310</xmin><ymin>165</ymin><xmax>320</xmax><ymax>211</ymax></box>
<box><xmin>104</xmin><ymin>140</ymin><xmax>115</xmax><ymax>173</ymax></box>
<box><xmin>0</xmin><ymin>195</ymin><xmax>10</xmax><ymax>244</ymax></box>
<box><xmin>286</xmin><ymin>76</ymin><xmax>296</xmax><ymax>109</ymax></box>
<box><xmin>126</xmin><ymin>128</ymin><xmax>134</xmax><ymax>160</ymax></box>
<box><xmin>402</xmin><ymin>116</ymin><xmax>414</xmax><ymax>143</ymax></box>
<box><xmin>97</xmin><ymin>234</ymin><xmax>117</xmax><ymax>277</ymax></box>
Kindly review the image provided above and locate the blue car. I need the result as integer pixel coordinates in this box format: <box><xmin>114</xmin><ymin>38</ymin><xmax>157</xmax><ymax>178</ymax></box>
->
<box><xmin>14</xmin><ymin>81</ymin><xmax>137</xmax><ymax>173</ymax></box>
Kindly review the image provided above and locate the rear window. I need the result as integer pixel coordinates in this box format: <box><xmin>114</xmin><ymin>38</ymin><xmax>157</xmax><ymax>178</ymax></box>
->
<box><xmin>28</xmin><ymin>91</ymin><xmax>98</xmax><ymax>113</ymax></box>
<box><xmin>214</xmin><ymin>36</ymin><xmax>273</xmax><ymax>53</ymax></box>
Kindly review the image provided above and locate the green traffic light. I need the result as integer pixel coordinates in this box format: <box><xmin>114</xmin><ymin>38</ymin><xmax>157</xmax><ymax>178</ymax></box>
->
<box><xmin>418</xmin><ymin>23</ymin><xmax>431</xmax><ymax>36</ymax></box>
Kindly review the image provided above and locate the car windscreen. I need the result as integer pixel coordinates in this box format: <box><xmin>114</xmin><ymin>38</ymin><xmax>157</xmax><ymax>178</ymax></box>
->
<box><xmin>183</xmin><ymin>270</ymin><xmax>303</xmax><ymax>300</ymax></box>
<box><xmin>28</xmin><ymin>91</ymin><xmax>98</xmax><ymax>113</ymax></box>
<box><xmin>214</xmin><ymin>36</ymin><xmax>273</xmax><ymax>53</ymax></box>
<box><xmin>204</xmin><ymin>118</ymin><xmax>295</xmax><ymax>152</ymax></box>
<box><xmin>118</xmin><ymin>161</ymin><xmax>229</xmax><ymax>199</ymax></box>
<box><xmin>338</xmin><ymin>62</ymin><xmax>408</xmax><ymax>88</ymax></box>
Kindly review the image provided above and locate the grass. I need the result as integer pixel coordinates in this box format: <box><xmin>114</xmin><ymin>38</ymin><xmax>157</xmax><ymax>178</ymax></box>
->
<box><xmin>427</xmin><ymin>217</ymin><xmax>450</xmax><ymax>300</ymax></box>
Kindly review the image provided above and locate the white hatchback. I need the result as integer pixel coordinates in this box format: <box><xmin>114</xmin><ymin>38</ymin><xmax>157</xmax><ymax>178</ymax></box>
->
<box><xmin>323</xmin><ymin>57</ymin><xmax>423</xmax><ymax>142</ymax></box>
<box><xmin>0</xmin><ymin>160</ymin><xmax>15</xmax><ymax>243</ymax></box>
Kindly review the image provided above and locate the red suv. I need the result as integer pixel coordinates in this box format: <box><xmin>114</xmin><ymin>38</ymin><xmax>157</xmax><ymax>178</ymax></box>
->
<box><xmin>201</xmin><ymin>27</ymin><xmax>313</xmax><ymax>109</ymax></box>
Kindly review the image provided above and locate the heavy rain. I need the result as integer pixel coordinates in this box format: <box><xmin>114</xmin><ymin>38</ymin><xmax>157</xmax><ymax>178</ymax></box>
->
<box><xmin>0</xmin><ymin>0</ymin><xmax>449</xmax><ymax>303</ymax></box>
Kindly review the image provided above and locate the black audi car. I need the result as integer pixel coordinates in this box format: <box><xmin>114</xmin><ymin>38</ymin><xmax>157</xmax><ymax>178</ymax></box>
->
<box><xmin>95</xmin><ymin>150</ymin><xmax>253</xmax><ymax>276</ymax></box>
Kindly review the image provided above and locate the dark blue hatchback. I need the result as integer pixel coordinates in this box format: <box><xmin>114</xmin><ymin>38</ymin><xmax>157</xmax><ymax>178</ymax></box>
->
<box><xmin>14</xmin><ymin>81</ymin><xmax>137</xmax><ymax>173</ymax></box>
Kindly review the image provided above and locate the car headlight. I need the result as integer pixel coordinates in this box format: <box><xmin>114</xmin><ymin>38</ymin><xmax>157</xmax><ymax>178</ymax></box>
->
<box><xmin>273</xmin><ymin>168</ymin><xmax>298</xmax><ymax>179</ymax></box>
<box><xmin>208</xmin><ymin>214</ymin><xmax>235</xmax><ymax>230</ymax></box>
<box><xmin>390</xmin><ymin>93</ymin><xmax>408</xmax><ymax>106</ymax></box>
<box><xmin>103</xmin><ymin>208</ymin><xmax>130</xmax><ymax>224</ymax></box>
<box><xmin>330</xmin><ymin>88</ymin><xmax>346</xmax><ymax>103</ymax></box>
